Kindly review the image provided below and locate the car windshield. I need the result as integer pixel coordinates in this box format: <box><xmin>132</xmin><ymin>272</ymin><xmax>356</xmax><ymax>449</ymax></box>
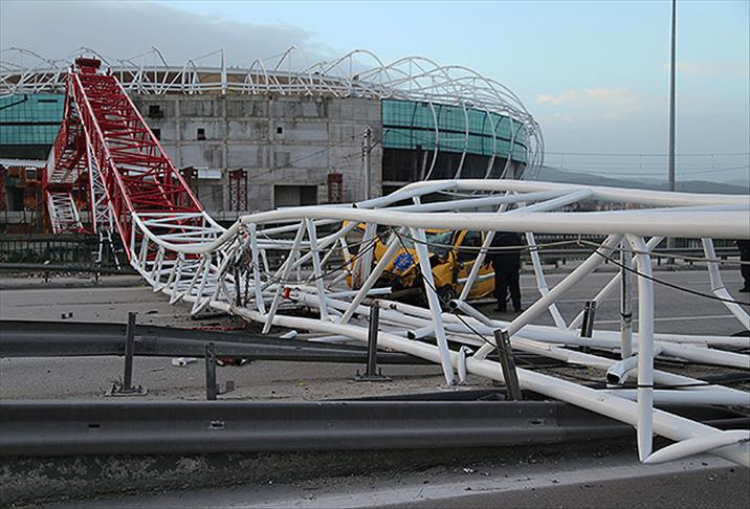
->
<box><xmin>425</xmin><ymin>231</ymin><xmax>453</xmax><ymax>258</ymax></box>
<box><xmin>385</xmin><ymin>229</ymin><xmax>453</xmax><ymax>259</ymax></box>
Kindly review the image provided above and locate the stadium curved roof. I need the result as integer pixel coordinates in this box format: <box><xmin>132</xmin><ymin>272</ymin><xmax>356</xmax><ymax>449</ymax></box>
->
<box><xmin>0</xmin><ymin>46</ymin><xmax>543</xmax><ymax>173</ymax></box>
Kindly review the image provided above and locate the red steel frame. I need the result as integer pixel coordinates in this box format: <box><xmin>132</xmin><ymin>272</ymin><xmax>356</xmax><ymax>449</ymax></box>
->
<box><xmin>45</xmin><ymin>58</ymin><xmax>205</xmax><ymax>260</ymax></box>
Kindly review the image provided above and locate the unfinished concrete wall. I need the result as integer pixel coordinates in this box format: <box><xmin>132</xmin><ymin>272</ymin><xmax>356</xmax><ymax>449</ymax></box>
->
<box><xmin>132</xmin><ymin>95</ymin><xmax>382</xmax><ymax>221</ymax></box>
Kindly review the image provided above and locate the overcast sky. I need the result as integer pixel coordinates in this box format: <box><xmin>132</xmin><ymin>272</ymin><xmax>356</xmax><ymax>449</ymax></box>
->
<box><xmin>1</xmin><ymin>0</ymin><xmax>748</xmax><ymax>184</ymax></box>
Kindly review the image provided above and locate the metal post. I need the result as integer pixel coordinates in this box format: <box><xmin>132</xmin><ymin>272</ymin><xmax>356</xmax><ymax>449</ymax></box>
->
<box><xmin>667</xmin><ymin>0</ymin><xmax>677</xmax><ymax>250</ymax></box>
<box><xmin>123</xmin><ymin>311</ymin><xmax>136</xmax><ymax>390</ymax></box>
<box><xmin>354</xmin><ymin>302</ymin><xmax>390</xmax><ymax>381</ymax></box>
<box><xmin>205</xmin><ymin>342</ymin><xmax>218</xmax><ymax>400</ymax></box>
<box><xmin>580</xmin><ymin>301</ymin><xmax>597</xmax><ymax>353</ymax></box>
<box><xmin>363</xmin><ymin>127</ymin><xmax>372</xmax><ymax>201</ymax></box>
<box><xmin>106</xmin><ymin>311</ymin><xmax>147</xmax><ymax>396</ymax></box>
<box><xmin>233</xmin><ymin>265</ymin><xmax>242</xmax><ymax>307</ymax></box>
<box><xmin>493</xmin><ymin>329</ymin><xmax>522</xmax><ymax>401</ymax></box>
<box><xmin>620</xmin><ymin>245</ymin><xmax>634</xmax><ymax>358</ymax></box>
<box><xmin>581</xmin><ymin>301</ymin><xmax>597</xmax><ymax>338</ymax></box>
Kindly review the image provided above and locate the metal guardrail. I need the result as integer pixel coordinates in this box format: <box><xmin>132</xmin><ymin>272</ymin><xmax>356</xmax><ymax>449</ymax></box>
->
<box><xmin>0</xmin><ymin>320</ymin><xmax>428</xmax><ymax>365</ymax></box>
<box><xmin>533</xmin><ymin>246</ymin><xmax>738</xmax><ymax>265</ymax></box>
<box><xmin>0</xmin><ymin>246</ymin><xmax>739</xmax><ymax>279</ymax></box>
<box><xmin>0</xmin><ymin>400</ymin><xmax>632</xmax><ymax>456</ymax></box>
<box><xmin>0</xmin><ymin>262</ymin><xmax>136</xmax><ymax>275</ymax></box>
<box><xmin>0</xmin><ymin>234</ymin><xmax>122</xmax><ymax>267</ymax></box>
<box><xmin>1</xmin><ymin>399</ymin><xmax>746</xmax><ymax>457</ymax></box>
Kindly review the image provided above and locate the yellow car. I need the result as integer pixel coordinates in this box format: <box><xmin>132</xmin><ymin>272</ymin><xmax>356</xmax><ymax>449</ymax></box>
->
<box><xmin>345</xmin><ymin>227</ymin><xmax>495</xmax><ymax>304</ymax></box>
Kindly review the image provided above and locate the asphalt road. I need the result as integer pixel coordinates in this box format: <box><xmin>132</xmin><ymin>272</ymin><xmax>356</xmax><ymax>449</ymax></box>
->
<box><xmin>1</xmin><ymin>268</ymin><xmax>748</xmax><ymax>508</ymax></box>
<box><xmin>1</xmin><ymin>269</ymin><xmax>748</xmax><ymax>401</ymax></box>
<box><xmin>44</xmin><ymin>449</ymin><xmax>750</xmax><ymax>509</ymax></box>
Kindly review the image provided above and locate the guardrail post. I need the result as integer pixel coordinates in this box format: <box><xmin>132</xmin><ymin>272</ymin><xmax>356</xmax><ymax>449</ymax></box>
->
<box><xmin>354</xmin><ymin>302</ymin><xmax>390</xmax><ymax>382</ymax></box>
<box><xmin>205</xmin><ymin>342</ymin><xmax>218</xmax><ymax>400</ymax></box>
<box><xmin>123</xmin><ymin>311</ymin><xmax>136</xmax><ymax>389</ymax></box>
<box><xmin>233</xmin><ymin>265</ymin><xmax>242</xmax><ymax>306</ymax></box>
<box><xmin>107</xmin><ymin>311</ymin><xmax>147</xmax><ymax>396</ymax></box>
<box><xmin>580</xmin><ymin>300</ymin><xmax>597</xmax><ymax>353</ymax></box>
<box><xmin>493</xmin><ymin>329</ymin><xmax>522</xmax><ymax>401</ymax></box>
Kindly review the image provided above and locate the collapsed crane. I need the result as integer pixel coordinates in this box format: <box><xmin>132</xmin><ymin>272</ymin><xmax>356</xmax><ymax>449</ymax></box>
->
<box><xmin>44</xmin><ymin>58</ymin><xmax>750</xmax><ymax>468</ymax></box>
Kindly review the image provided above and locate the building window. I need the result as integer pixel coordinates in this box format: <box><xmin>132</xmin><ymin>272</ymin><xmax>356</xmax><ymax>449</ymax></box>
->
<box><xmin>276</xmin><ymin>126</ymin><xmax>283</xmax><ymax>135</ymax></box>
<box><xmin>152</xmin><ymin>128</ymin><xmax>161</xmax><ymax>140</ymax></box>
<box><xmin>148</xmin><ymin>104</ymin><xmax>163</xmax><ymax>118</ymax></box>
<box><xmin>274</xmin><ymin>185</ymin><xmax>317</xmax><ymax>208</ymax></box>
<box><xmin>197</xmin><ymin>128</ymin><xmax>206</xmax><ymax>141</ymax></box>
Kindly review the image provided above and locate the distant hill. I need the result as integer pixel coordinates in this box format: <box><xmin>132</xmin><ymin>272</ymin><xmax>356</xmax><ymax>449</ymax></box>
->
<box><xmin>529</xmin><ymin>166</ymin><xmax>750</xmax><ymax>195</ymax></box>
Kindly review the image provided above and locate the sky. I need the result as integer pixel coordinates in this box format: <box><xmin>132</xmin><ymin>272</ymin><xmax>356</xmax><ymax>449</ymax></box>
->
<box><xmin>1</xmin><ymin>0</ymin><xmax>749</xmax><ymax>184</ymax></box>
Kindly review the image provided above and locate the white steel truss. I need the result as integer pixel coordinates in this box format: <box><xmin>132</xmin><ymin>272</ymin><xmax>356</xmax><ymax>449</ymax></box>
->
<box><xmin>7</xmin><ymin>48</ymin><xmax>749</xmax><ymax>468</ymax></box>
<box><xmin>117</xmin><ymin>178</ymin><xmax>750</xmax><ymax>468</ymax></box>
<box><xmin>46</xmin><ymin>191</ymin><xmax>83</xmax><ymax>234</ymax></box>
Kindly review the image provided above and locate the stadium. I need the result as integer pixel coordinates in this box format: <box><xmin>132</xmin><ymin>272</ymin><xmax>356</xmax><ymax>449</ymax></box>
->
<box><xmin>0</xmin><ymin>47</ymin><xmax>542</xmax><ymax>230</ymax></box>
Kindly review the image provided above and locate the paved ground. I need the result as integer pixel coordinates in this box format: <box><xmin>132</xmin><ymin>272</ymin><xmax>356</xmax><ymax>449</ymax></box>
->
<box><xmin>1</xmin><ymin>266</ymin><xmax>748</xmax><ymax>507</ymax></box>
<box><xmin>1</xmin><ymin>268</ymin><xmax>748</xmax><ymax>400</ymax></box>
<box><xmin>43</xmin><ymin>449</ymin><xmax>750</xmax><ymax>509</ymax></box>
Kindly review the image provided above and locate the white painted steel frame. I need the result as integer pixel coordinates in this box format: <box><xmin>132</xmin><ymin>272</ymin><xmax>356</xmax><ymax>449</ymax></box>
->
<box><xmin>35</xmin><ymin>133</ymin><xmax>750</xmax><ymax>469</ymax></box>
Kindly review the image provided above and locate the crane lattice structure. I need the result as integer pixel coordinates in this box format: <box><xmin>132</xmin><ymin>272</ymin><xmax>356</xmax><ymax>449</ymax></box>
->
<box><xmin>45</xmin><ymin>58</ymin><xmax>750</xmax><ymax>469</ymax></box>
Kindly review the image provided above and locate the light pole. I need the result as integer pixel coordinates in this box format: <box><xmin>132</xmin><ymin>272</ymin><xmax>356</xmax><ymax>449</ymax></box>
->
<box><xmin>667</xmin><ymin>0</ymin><xmax>677</xmax><ymax>250</ymax></box>
<box><xmin>363</xmin><ymin>127</ymin><xmax>372</xmax><ymax>201</ymax></box>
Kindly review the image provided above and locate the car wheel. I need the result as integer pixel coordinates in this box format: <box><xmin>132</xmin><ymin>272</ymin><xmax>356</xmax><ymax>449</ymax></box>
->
<box><xmin>437</xmin><ymin>285</ymin><xmax>457</xmax><ymax>309</ymax></box>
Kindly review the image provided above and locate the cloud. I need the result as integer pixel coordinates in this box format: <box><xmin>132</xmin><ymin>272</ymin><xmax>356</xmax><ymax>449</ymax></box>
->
<box><xmin>537</xmin><ymin>88</ymin><xmax>638</xmax><ymax>108</ymax></box>
<box><xmin>663</xmin><ymin>62</ymin><xmax>750</xmax><ymax>76</ymax></box>
<box><xmin>535</xmin><ymin>88</ymin><xmax>642</xmax><ymax>119</ymax></box>
<box><xmin>0</xmin><ymin>1</ymin><xmax>338</xmax><ymax>68</ymax></box>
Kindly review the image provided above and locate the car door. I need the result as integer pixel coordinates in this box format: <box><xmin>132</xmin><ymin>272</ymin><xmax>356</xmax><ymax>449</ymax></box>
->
<box><xmin>455</xmin><ymin>231</ymin><xmax>494</xmax><ymax>299</ymax></box>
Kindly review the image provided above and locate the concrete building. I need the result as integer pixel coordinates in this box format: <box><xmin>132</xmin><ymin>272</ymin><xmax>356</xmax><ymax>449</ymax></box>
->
<box><xmin>0</xmin><ymin>48</ymin><xmax>542</xmax><ymax>229</ymax></box>
<box><xmin>132</xmin><ymin>94</ymin><xmax>381</xmax><ymax>219</ymax></box>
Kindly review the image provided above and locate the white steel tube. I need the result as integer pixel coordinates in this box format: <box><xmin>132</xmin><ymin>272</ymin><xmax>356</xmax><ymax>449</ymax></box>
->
<box><xmin>474</xmin><ymin>234</ymin><xmax>623</xmax><ymax>359</ymax></box>
<box><xmin>459</xmin><ymin>189</ymin><xmax>590</xmax><ymax>301</ymax></box>
<box><xmin>627</xmin><ymin>234</ymin><xmax>655</xmax><ymax>462</ymax></box>
<box><xmin>248</xmin><ymin>223</ymin><xmax>266</xmax><ymax>313</ymax></box>
<box><xmin>525</xmin><ymin>231</ymin><xmax>566</xmax><ymax>329</ymax></box>
<box><xmin>702</xmin><ymin>238</ymin><xmax>750</xmax><ymax>330</ymax></box>
<box><xmin>305</xmin><ymin>219</ymin><xmax>329</xmax><ymax>321</ymax></box>
<box><xmin>338</xmin><ymin>235</ymin><xmax>400</xmax><ymax>325</ymax></box>
<box><xmin>568</xmin><ymin>236</ymin><xmax>663</xmax><ymax>331</ymax></box>
<box><xmin>263</xmin><ymin>223</ymin><xmax>305</xmax><ymax>334</ymax></box>
<box><xmin>411</xmin><ymin>227</ymin><xmax>455</xmax><ymax>385</ymax></box>
<box><xmin>600</xmin><ymin>389</ymin><xmax>750</xmax><ymax>407</ymax></box>
<box><xmin>222</xmin><ymin>304</ymin><xmax>750</xmax><ymax>467</ymax></box>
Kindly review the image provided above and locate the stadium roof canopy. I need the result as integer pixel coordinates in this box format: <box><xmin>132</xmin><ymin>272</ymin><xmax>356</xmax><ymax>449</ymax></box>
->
<box><xmin>0</xmin><ymin>46</ymin><xmax>543</xmax><ymax>171</ymax></box>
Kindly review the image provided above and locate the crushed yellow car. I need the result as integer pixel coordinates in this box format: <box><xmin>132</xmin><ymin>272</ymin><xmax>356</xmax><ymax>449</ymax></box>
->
<box><xmin>345</xmin><ymin>226</ymin><xmax>495</xmax><ymax>303</ymax></box>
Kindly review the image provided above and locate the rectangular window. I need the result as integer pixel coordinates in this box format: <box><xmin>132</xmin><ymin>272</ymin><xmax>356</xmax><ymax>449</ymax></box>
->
<box><xmin>148</xmin><ymin>104</ymin><xmax>163</xmax><ymax>118</ymax></box>
<box><xmin>274</xmin><ymin>185</ymin><xmax>318</xmax><ymax>208</ymax></box>
<box><xmin>196</xmin><ymin>128</ymin><xmax>206</xmax><ymax>140</ymax></box>
<box><xmin>152</xmin><ymin>128</ymin><xmax>161</xmax><ymax>140</ymax></box>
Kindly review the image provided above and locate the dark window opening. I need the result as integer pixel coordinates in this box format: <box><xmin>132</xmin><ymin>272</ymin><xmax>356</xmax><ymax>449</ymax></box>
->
<box><xmin>197</xmin><ymin>128</ymin><xmax>206</xmax><ymax>141</ymax></box>
<box><xmin>152</xmin><ymin>128</ymin><xmax>161</xmax><ymax>140</ymax></box>
<box><xmin>148</xmin><ymin>104</ymin><xmax>163</xmax><ymax>118</ymax></box>
<box><xmin>276</xmin><ymin>126</ymin><xmax>283</xmax><ymax>134</ymax></box>
<box><xmin>274</xmin><ymin>185</ymin><xmax>318</xmax><ymax>208</ymax></box>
